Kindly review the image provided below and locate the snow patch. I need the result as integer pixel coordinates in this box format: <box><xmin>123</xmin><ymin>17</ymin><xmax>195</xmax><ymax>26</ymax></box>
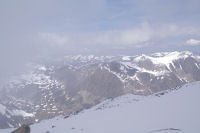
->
<box><xmin>134</xmin><ymin>51</ymin><xmax>193</xmax><ymax>69</ymax></box>
<box><xmin>38</xmin><ymin>66</ymin><xmax>47</xmax><ymax>71</ymax></box>
<box><xmin>8</xmin><ymin>110</ymin><xmax>34</xmax><ymax>117</ymax></box>
<box><xmin>122</xmin><ymin>56</ymin><xmax>131</xmax><ymax>61</ymax></box>
<box><xmin>0</xmin><ymin>104</ymin><xmax>6</xmax><ymax>115</ymax></box>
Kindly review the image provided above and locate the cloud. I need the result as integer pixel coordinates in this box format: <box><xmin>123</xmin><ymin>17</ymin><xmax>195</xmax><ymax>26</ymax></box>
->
<box><xmin>151</xmin><ymin>24</ymin><xmax>200</xmax><ymax>38</ymax></box>
<box><xmin>39</xmin><ymin>33</ymin><xmax>70</xmax><ymax>47</ymax></box>
<box><xmin>38</xmin><ymin>22</ymin><xmax>200</xmax><ymax>52</ymax></box>
<box><xmin>90</xmin><ymin>23</ymin><xmax>153</xmax><ymax>47</ymax></box>
<box><xmin>38</xmin><ymin>22</ymin><xmax>153</xmax><ymax>51</ymax></box>
<box><xmin>186</xmin><ymin>39</ymin><xmax>200</xmax><ymax>46</ymax></box>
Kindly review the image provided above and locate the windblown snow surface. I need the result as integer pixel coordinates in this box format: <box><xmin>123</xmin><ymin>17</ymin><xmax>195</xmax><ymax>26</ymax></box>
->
<box><xmin>2</xmin><ymin>81</ymin><xmax>200</xmax><ymax>133</ymax></box>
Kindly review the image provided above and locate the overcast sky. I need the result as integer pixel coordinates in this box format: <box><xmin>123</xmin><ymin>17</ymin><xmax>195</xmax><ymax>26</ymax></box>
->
<box><xmin>0</xmin><ymin>0</ymin><xmax>200</xmax><ymax>79</ymax></box>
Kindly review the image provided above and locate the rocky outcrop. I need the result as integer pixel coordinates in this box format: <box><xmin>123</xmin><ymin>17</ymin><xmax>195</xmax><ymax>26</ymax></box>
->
<box><xmin>11</xmin><ymin>125</ymin><xmax>30</xmax><ymax>133</ymax></box>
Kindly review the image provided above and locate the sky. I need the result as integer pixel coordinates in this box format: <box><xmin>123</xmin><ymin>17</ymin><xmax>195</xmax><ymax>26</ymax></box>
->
<box><xmin>0</xmin><ymin>0</ymin><xmax>200</xmax><ymax>80</ymax></box>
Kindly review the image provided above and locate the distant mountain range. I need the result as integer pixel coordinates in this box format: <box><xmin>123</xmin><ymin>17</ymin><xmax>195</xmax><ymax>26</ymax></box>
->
<box><xmin>0</xmin><ymin>51</ymin><xmax>200</xmax><ymax>129</ymax></box>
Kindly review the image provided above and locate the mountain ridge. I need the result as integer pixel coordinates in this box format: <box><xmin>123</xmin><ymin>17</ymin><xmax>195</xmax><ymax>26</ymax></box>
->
<box><xmin>0</xmin><ymin>51</ymin><xmax>200</xmax><ymax>129</ymax></box>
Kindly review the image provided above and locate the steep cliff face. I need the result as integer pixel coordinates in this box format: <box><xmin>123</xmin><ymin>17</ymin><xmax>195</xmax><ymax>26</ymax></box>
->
<box><xmin>0</xmin><ymin>51</ymin><xmax>200</xmax><ymax>129</ymax></box>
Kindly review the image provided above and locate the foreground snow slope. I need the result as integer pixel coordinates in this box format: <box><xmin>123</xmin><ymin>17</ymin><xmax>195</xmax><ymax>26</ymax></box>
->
<box><xmin>2</xmin><ymin>81</ymin><xmax>200</xmax><ymax>133</ymax></box>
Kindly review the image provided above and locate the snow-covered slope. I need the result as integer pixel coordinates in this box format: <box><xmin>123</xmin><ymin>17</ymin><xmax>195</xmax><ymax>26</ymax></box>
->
<box><xmin>3</xmin><ymin>81</ymin><xmax>200</xmax><ymax>133</ymax></box>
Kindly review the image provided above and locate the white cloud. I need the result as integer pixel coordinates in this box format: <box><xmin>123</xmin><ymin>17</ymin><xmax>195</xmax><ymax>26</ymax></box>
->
<box><xmin>186</xmin><ymin>39</ymin><xmax>200</xmax><ymax>46</ymax></box>
<box><xmin>153</xmin><ymin>24</ymin><xmax>200</xmax><ymax>38</ymax></box>
<box><xmin>38</xmin><ymin>22</ymin><xmax>200</xmax><ymax>51</ymax></box>
<box><xmin>89</xmin><ymin>26</ymin><xmax>153</xmax><ymax>47</ymax></box>
<box><xmin>38</xmin><ymin>22</ymin><xmax>153</xmax><ymax>49</ymax></box>
<box><xmin>38</xmin><ymin>33</ymin><xmax>70</xmax><ymax>47</ymax></box>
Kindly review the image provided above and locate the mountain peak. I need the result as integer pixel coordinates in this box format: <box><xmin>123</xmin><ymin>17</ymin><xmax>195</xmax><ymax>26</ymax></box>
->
<box><xmin>132</xmin><ymin>51</ymin><xmax>196</xmax><ymax>68</ymax></box>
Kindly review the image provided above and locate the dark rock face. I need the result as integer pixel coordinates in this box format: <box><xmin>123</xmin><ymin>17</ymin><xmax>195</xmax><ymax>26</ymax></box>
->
<box><xmin>0</xmin><ymin>51</ymin><xmax>200</xmax><ymax>129</ymax></box>
<box><xmin>11</xmin><ymin>125</ymin><xmax>30</xmax><ymax>133</ymax></box>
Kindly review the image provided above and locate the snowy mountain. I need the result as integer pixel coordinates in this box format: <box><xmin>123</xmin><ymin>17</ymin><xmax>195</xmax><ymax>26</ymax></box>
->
<box><xmin>0</xmin><ymin>51</ymin><xmax>200</xmax><ymax>129</ymax></box>
<box><xmin>2</xmin><ymin>81</ymin><xmax>200</xmax><ymax>133</ymax></box>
